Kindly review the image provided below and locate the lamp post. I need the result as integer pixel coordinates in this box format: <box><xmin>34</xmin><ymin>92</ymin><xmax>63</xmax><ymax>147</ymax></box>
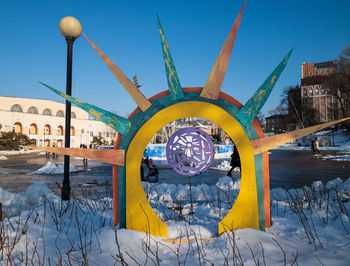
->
<box><xmin>59</xmin><ymin>16</ymin><xmax>82</xmax><ymax>200</ymax></box>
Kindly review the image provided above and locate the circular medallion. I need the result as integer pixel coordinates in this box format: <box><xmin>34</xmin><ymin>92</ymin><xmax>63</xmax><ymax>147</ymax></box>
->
<box><xmin>166</xmin><ymin>127</ymin><xmax>214</xmax><ymax>176</ymax></box>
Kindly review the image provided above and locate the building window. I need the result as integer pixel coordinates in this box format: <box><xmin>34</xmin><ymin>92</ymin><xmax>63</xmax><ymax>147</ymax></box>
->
<box><xmin>321</xmin><ymin>89</ymin><xmax>325</xmax><ymax>95</ymax></box>
<box><xmin>90</xmin><ymin>131</ymin><xmax>93</xmax><ymax>137</ymax></box>
<box><xmin>321</xmin><ymin>97</ymin><xmax>325</xmax><ymax>102</ymax></box>
<box><xmin>315</xmin><ymin>89</ymin><xmax>319</xmax><ymax>95</ymax></box>
<box><xmin>29</xmin><ymin>123</ymin><xmax>38</xmax><ymax>135</ymax></box>
<box><xmin>308</xmin><ymin>87</ymin><xmax>313</xmax><ymax>96</ymax></box>
<box><xmin>99</xmin><ymin>132</ymin><xmax>102</xmax><ymax>137</ymax></box>
<box><xmin>328</xmin><ymin>104</ymin><xmax>332</xmax><ymax>108</ymax></box>
<box><xmin>322</xmin><ymin>104</ymin><xmax>325</xmax><ymax>108</ymax></box>
<box><xmin>11</xmin><ymin>104</ymin><xmax>23</xmax><ymax>112</ymax></box>
<box><xmin>43</xmin><ymin>108</ymin><xmax>52</xmax><ymax>116</ymax></box>
<box><xmin>327</xmin><ymin>97</ymin><xmax>332</xmax><ymax>101</ymax></box>
<box><xmin>44</xmin><ymin>124</ymin><xmax>51</xmax><ymax>135</ymax></box>
<box><xmin>315</xmin><ymin>104</ymin><xmax>319</xmax><ymax>108</ymax></box>
<box><xmin>13</xmin><ymin>122</ymin><xmax>22</xmax><ymax>133</ymax></box>
<box><xmin>56</xmin><ymin>110</ymin><xmax>64</xmax><ymax>117</ymax></box>
<box><xmin>315</xmin><ymin>71</ymin><xmax>318</xmax><ymax>74</ymax></box>
<box><xmin>71</xmin><ymin>112</ymin><xmax>76</xmax><ymax>119</ymax></box>
<box><xmin>70</xmin><ymin>126</ymin><xmax>75</xmax><ymax>136</ymax></box>
<box><xmin>28</xmin><ymin>106</ymin><xmax>38</xmax><ymax>114</ymax></box>
<box><xmin>106</xmin><ymin>132</ymin><xmax>110</xmax><ymax>138</ymax></box>
<box><xmin>322</xmin><ymin>110</ymin><xmax>326</xmax><ymax>114</ymax></box>
<box><xmin>315</xmin><ymin>98</ymin><xmax>319</xmax><ymax>102</ymax></box>
<box><xmin>57</xmin><ymin>126</ymin><xmax>64</xmax><ymax>135</ymax></box>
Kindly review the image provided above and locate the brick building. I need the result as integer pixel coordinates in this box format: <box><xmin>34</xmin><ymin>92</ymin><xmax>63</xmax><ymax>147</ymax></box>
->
<box><xmin>300</xmin><ymin>61</ymin><xmax>338</xmax><ymax>122</ymax></box>
<box><xmin>265</xmin><ymin>114</ymin><xmax>289</xmax><ymax>133</ymax></box>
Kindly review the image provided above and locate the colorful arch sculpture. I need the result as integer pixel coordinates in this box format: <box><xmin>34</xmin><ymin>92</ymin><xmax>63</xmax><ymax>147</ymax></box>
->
<box><xmin>28</xmin><ymin>2</ymin><xmax>350</xmax><ymax>238</ymax></box>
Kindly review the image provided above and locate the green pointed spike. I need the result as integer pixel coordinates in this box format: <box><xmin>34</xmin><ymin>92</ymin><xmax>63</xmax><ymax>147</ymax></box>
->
<box><xmin>235</xmin><ymin>49</ymin><xmax>293</xmax><ymax>128</ymax></box>
<box><xmin>157</xmin><ymin>14</ymin><xmax>184</xmax><ymax>100</ymax></box>
<box><xmin>39</xmin><ymin>82</ymin><xmax>131</xmax><ymax>135</ymax></box>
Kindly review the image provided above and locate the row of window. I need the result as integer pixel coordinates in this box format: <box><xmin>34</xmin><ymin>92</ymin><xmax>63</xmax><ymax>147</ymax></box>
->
<box><xmin>11</xmin><ymin>122</ymin><xmax>116</xmax><ymax>139</ymax></box>
<box><xmin>303</xmin><ymin>95</ymin><xmax>333</xmax><ymax>102</ymax></box>
<box><xmin>10</xmin><ymin>104</ymin><xmax>76</xmax><ymax>118</ymax></box>
<box><xmin>314</xmin><ymin>103</ymin><xmax>333</xmax><ymax>108</ymax></box>
<box><xmin>302</xmin><ymin>86</ymin><xmax>327</xmax><ymax>97</ymax></box>
<box><xmin>13</xmin><ymin>122</ymin><xmax>75</xmax><ymax>136</ymax></box>
<box><xmin>303</xmin><ymin>69</ymin><xmax>330</xmax><ymax>76</ymax></box>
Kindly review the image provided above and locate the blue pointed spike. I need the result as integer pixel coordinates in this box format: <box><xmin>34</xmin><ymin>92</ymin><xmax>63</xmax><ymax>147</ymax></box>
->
<box><xmin>39</xmin><ymin>82</ymin><xmax>131</xmax><ymax>136</ymax></box>
<box><xmin>157</xmin><ymin>14</ymin><xmax>184</xmax><ymax>100</ymax></box>
<box><xmin>235</xmin><ymin>49</ymin><xmax>293</xmax><ymax>128</ymax></box>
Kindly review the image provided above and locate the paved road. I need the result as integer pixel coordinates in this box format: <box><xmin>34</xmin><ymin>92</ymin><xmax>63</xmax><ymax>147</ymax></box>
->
<box><xmin>0</xmin><ymin>153</ymin><xmax>113</xmax><ymax>197</ymax></box>
<box><xmin>0</xmin><ymin>150</ymin><xmax>349</xmax><ymax>195</ymax></box>
<box><xmin>269</xmin><ymin>150</ymin><xmax>350</xmax><ymax>188</ymax></box>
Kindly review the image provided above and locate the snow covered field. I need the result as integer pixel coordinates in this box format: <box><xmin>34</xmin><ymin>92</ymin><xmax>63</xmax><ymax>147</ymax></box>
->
<box><xmin>0</xmin><ymin>149</ymin><xmax>39</xmax><ymax>156</ymax></box>
<box><xmin>0</xmin><ymin>130</ymin><xmax>349</xmax><ymax>264</ymax></box>
<box><xmin>32</xmin><ymin>162</ymin><xmax>81</xmax><ymax>175</ymax></box>
<box><xmin>276</xmin><ymin>130</ymin><xmax>350</xmax><ymax>152</ymax></box>
<box><xmin>0</xmin><ymin>177</ymin><xmax>349</xmax><ymax>265</ymax></box>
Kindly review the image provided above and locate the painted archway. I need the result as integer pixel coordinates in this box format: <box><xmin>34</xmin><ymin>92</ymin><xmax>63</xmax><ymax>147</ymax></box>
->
<box><xmin>123</xmin><ymin>96</ymin><xmax>261</xmax><ymax>236</ymax></box>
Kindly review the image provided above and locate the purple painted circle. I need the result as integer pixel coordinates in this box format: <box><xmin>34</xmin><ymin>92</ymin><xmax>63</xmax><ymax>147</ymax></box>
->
<box><xmin>166</xmin><ymin>127</ymin><xmax>214</xmax><ymax>176</ymax></box>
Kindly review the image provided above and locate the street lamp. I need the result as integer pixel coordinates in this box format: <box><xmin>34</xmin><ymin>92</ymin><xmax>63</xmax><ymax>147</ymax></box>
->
<box><xmin>59</xmin><ymin>16</ymin><xmax>82</xmax><ymax>200</ymax></box>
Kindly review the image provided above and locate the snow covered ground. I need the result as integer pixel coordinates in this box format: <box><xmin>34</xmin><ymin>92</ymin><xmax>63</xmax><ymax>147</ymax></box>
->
<box><xmin>211</xmin><ymin>160</ymin><xmax>240</xmax><ymax>172</ymax></box>
<box><xmin>0</xmin><ymin>177</ymin><xmax>349</xmax><ymax>265</ymax></box>
<box><xmin>0</xmin><ymin>149</ymin><xmax>39</xmax><ymax>156</ymax></box>
<box><xmin>31</xmin><ymin>162</ymin><xmax>81</xmax><ymax>175</ymax></box>
<box><xmin>0</xmin><ymin>130</ymin><xmax>349</xmax><ymax>264</ymax></box>
<box><xmin>276</xmin><ymin>129</ymin><xmax>350</xmax><ymax>152</ymax></box>
<box><xmin>274</xmin><ymin>130</ymin><xmax>350</xmax><ymax>164</ymax></box>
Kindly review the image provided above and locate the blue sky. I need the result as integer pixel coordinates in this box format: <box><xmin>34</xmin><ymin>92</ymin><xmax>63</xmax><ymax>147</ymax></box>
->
<box><xmin>1</xmin><ymin>0</ymin><xmax>349</xmax><ymax>118</ymax></box>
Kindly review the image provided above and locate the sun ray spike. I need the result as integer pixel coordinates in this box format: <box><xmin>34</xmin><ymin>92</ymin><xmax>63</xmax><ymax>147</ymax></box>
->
<box><xmin>200</xmin><ymin>1</ymin><xmax>246</xmax><ymax>100</ymax></box>
<box><xmin>251</xmin><ymin>117</ymin><xmax>350</xmax><ymax>155</ymax></box>
<box><xmin>157</xmin><ymin>14</ymin><xmax>184</xmax><ymax>100</ymax></box>
<box><xmin>39</xmin><ymin>82</ymin><xmax>131</xmax><ymax>136</ymax></box>
<box><xmin>83</xmin><ymin>33</ymin><xmax>152</xmax><ymax>112</ymax></box>
<box><xmin>23</xmin><ymin>146</ymin><xmax>125</xmax><ymax>165</ymax></box>
<box><xmin>235</xmin><ymin>49</ymin><xmax>293</xmax><ymax>128</ymax></box>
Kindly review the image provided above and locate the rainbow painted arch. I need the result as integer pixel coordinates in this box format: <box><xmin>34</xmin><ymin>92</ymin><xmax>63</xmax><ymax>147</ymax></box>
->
<box><xmin>29</xmin><ymin>2</ymin><xmax>350</xmax><ymax>238</ymax></box>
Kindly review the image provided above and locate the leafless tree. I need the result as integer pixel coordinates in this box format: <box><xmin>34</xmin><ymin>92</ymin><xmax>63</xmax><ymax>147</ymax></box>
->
<box><xmin>324</xmin><ymin>46</ymin><xmax>350</xmax><ymax>128</ymax></box>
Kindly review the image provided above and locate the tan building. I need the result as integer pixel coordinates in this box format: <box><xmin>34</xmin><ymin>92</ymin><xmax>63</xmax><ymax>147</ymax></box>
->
<box><xmin>0</xmin><ymin>96</ymin><xmax>117</xmax><ymax>147</ymax></box>
<box><xmin>301</xmin><ymin>61</ymin><xmax>338</xmax><ymax>122</ymax></box>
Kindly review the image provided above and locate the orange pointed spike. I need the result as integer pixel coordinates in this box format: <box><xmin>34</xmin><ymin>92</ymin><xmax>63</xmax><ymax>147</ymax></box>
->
<box><xmin>200</xmin><ymin>1</ymin><xmax>246</xmax><ymax>100</ymax></box>
<box><xmin>83</xmin><ymin>33</ymin><xmax>152</xmax><ymax>112</ymax></box>
<box><xmin>23</xmin><ymin>146</ymin><xmax>125</xmax><ymax>166</ymax></box>
<box><xmin>251</xmin><ymin>117</ymin><xmax>350</xmax><ymax>155</ymax></box>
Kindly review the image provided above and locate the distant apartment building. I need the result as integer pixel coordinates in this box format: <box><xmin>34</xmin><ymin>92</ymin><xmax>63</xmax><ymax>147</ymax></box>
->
<box><xmin>0</xmin><ymin>96</ymin><xmax>117</xmax><ymax>147</ymax></box>
<box><xmin>265</xmin><ymin>114</ymin><xmax>288</xmax><ymax>133</ymax></box>
<box><xmin>300</xmin><ymin>61</ymin><xmax>338</xmax><ymax>122</ymax></box>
